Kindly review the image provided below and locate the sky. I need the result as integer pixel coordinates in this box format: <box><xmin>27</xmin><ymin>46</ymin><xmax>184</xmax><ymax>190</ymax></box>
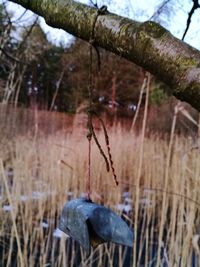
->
<box><xmin>3</xmin><ymin>0</ymin><xmax>200</xmax><ymax>50</ymax></box>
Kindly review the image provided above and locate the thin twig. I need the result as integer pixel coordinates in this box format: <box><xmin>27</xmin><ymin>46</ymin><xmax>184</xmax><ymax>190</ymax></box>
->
<box><xmin>120</xmin><ymin>182</ymin><xmax>200</xmax><ymax>207</ymax></box>
<box><xmin>182</xmin><ymin>0</ymin><xmax>200</xmax><ymax>40</ymax></box>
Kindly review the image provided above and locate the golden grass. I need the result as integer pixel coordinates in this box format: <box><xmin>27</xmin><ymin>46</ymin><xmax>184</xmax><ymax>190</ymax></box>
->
<box><xmin>0</xmin><ymin>107</ymin><xmax>200</xmax><ymax>266</ymax></box>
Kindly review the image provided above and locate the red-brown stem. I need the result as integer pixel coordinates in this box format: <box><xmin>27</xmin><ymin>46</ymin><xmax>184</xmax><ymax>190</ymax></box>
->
<box><xmin>86</xmin><ymin>137</ymin><xmax>92</xmax><ymax>200</ymax></box>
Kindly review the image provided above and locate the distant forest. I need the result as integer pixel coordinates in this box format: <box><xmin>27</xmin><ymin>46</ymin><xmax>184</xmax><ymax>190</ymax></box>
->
<box><xmin>0</xmin><ymin>4</ymin><xmax>170</xmax><ymax>110</ymax></box>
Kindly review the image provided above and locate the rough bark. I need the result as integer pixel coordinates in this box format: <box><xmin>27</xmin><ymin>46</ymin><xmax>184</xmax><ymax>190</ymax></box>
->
<box><xmin>9</xmin><ymin>0</ymin><xmax>200</xmax><ymax>111</ymax></box>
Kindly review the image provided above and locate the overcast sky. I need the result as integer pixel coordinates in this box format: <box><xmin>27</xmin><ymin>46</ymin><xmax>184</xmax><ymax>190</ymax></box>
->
<box><xmin>3</xmin><ymin>0</ymin><xmax>200</xmax><ymax>49</ymax></box>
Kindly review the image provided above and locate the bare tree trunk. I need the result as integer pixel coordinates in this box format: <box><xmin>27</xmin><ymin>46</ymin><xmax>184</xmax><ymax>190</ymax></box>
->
<box><xmin>111</xmin><ymin>71</ymin><xmax>116</xmax><ymax>111</ymax></box>
<box><xmin>50</xmin><ymin>70</ymin><xmax>65</xmax><ymax>111</ymax></box>
<box><xmin>3</xmin><ymin>63</ymin><xmax>17</xmax><ymax>104</ymax></box>
<box><xmin>3</xmin><ymin>63</ymin><xmax>26</xmax><ymax>105</ymax></box>
<box><xmin>14</xmin><ymin>66</ymin><xmax>26</xmax><ymax>107</ymax></box>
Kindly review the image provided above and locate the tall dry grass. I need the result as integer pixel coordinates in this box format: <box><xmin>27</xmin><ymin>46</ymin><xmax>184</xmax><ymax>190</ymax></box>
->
<box><xmin>0</xmin><ymin>104</ymin><xmax>200</xmax><ymax>266</ymax></box>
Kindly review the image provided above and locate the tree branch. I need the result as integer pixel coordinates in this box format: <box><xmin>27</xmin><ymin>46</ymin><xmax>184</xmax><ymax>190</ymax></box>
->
<box><xmin>9</xmin><ymin>0</ymin><xmax>200</xmax><ymax>111</ymax></box>
<box><xmin>0</xmin><ymin>47</ymin><xmax>25</xmax><ymax>64</ymax></box>
<box><xmin>182</xmin><ymin>0</ymin><xmax>200</xmax><ymax>41</ymax></box>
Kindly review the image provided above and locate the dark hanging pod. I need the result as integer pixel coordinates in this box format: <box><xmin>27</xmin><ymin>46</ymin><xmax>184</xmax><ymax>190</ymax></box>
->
<box><xmin>59</xmin><ymin>197</ymin><xmax>134</xmax><ymax>254</ymax></box>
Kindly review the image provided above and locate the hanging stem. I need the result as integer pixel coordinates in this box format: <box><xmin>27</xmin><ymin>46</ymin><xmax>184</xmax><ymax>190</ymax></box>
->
<box><xmin>86</xmin><ymin>5</ymin><xmax>117</xmax><ymax>199</ymax></box>
<box><xmin>86</xmin><ymin>19</ymin><xmax>94</xmax><ymax>200</ymax></box>
<box><xmin>87</xmin><ymin>128</ymin><xmax>92</xmax><ymax>200</ymax></box>
<box><xmin>86</xmin><ymin>44</ymin><xmax>93</xmax><ymax>200</ymax></box>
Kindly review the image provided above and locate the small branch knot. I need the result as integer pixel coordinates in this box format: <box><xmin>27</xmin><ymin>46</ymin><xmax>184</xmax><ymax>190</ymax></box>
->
<box><xmin>87</xmin><ymin>132</ymin><xmax>92</xmax><ymax>141</ymax></box>
<box><xmin>98</xmin><ymin>5</ymin><xmax>108</xmax><ymax>15</ymax></box>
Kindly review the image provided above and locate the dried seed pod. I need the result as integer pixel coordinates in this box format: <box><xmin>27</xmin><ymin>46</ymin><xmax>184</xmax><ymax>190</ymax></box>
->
<box><xmin>59</xmin><ymin>198</ymin><xmax>133</xmax><ymax>254</ymax></box>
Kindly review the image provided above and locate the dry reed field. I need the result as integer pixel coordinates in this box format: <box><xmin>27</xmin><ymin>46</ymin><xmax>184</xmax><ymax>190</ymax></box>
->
<box><xmin>0</xmin><ymin>105</ymin><xmax>200</xmax><ymax>267</ymax></box>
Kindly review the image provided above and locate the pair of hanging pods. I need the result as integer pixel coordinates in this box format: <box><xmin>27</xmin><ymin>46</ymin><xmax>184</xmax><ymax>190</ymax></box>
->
<box><xmin>59</xmin><ymin>197</ymin><xmax>134</xmax><ymax>254</ymax></box>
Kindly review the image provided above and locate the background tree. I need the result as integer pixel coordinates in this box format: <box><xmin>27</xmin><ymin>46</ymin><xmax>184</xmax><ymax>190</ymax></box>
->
<box><xmin>0</xmin><ymin>3</ymin><xmax>40</xmax><ymax>105</ymax></box>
